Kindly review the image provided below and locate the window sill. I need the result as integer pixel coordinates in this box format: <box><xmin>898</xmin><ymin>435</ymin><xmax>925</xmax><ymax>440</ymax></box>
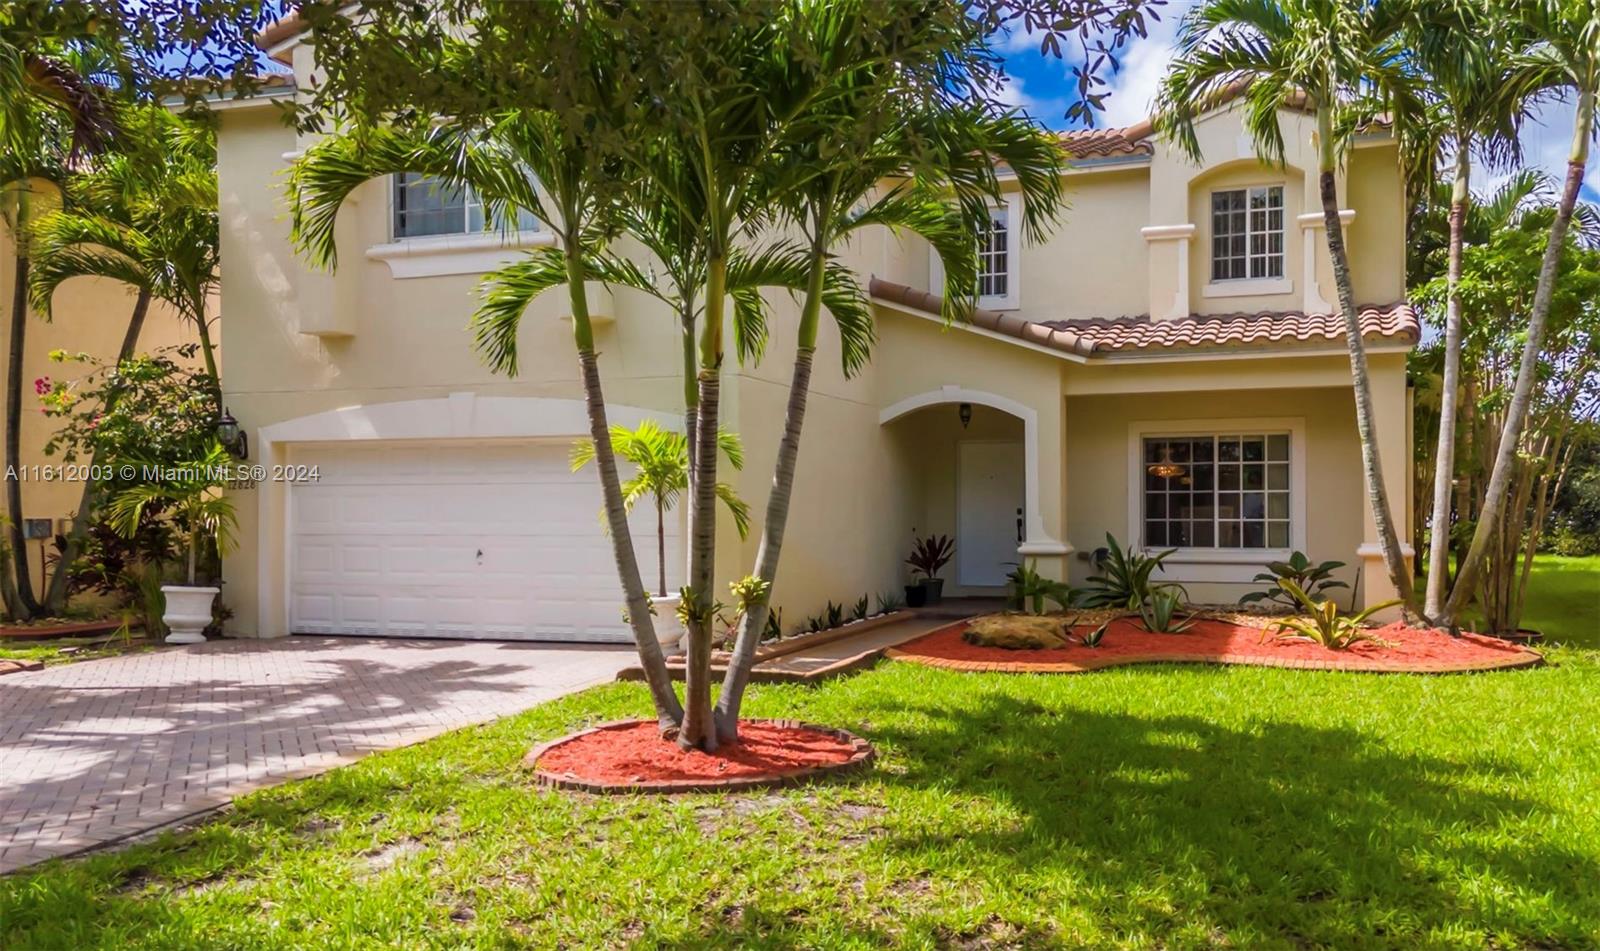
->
<box><xmin>1142</xmin><ymin>547</ymin><xmax>1290</xmax><ymax>584</ymax></box>
<box><xmin>366</xmin><ymin>231</ymin><xmax>556</xmax><ymax>279</ymax></box>
<box><xmin>978</xmin><ymin>295</ymin><xmax>1020</xmax><ymax>312</ymax></box>
<box><xmin>1201</xmin><ymin>277</ymin><xmax>1292</xmax><ymax>299</ymax></box>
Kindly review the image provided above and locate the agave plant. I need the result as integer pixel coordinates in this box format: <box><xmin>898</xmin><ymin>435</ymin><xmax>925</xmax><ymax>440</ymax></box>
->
<box><xmin>1004</xmin><ymin>559</ymin><xmax>1074</xmax><ymax>616</ymax></box>
<box><xmin>851</xmin><ymin>594</ymin><xmax>870</xmax><ymax>622</ymax></box>
<box><xmin>1137</xmin><ymin>587</ymin><xmax>1196</xmax><ymax>634</ymax></box>
<box><xmin>1267</xmin><ymin>579</ymin><xmax>1402</xmax><ymax>651</ymax></box>
<box><xmin>1079</xmin><ymin>619</ymin><xmax>1110</xmax><ymax>648</ymax></box>
<box><xmin>1078</xmin><ymin>533</ymin><xmax>1178</xmax><ymax>610</ymax></box>
<box><xmin>1240</xmin><ymin>551</ymin><xmax>1348</xmax><ymax>608</ymax></box>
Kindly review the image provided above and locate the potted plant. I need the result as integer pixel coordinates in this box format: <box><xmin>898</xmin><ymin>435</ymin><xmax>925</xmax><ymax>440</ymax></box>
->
<box><xmin>906</xmin><ymin>534</ymin><xmax>954</xmax><ymax>604</ymax></box>
<box><xmin>573</xmin><ymin>420</ymin><xmax>748</xmax><ymax>655</ymax></box>
<box><xmin>107</xmin><ymin>441</ymin><xmax>238</xmax><ymax>644</ymax></box>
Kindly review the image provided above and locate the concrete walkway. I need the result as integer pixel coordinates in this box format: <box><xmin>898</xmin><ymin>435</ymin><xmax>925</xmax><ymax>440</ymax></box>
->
<box><xmin>0</xmin><ymin>636</ymin><xmax>630</xmax><ymax>874</ymax></box>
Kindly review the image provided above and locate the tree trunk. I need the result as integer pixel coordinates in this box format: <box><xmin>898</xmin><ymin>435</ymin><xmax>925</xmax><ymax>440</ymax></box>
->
<box><xmin>679</xmin><ymin>256</ymin><xmax>727</xmax><ymax>752</ymax></box>
<box><xmin>186</xmin><ymin>526</ymin><xmax>198</xmax><ymax>586</ymax></box>
<box><xmin>1319</xmin><ymin>164</ymin><xmax>1413</xmax><ymax>606</ymax></box>
<box><xmin>6</xmin><ymin>252</ymin><xmax>39</xmax><ymax>617</ymax></box>
<box><xmin>565</xmin><ymin>252</ymin><xmax>682</xmax><ymax>728</ymax></box>
<box><xmin>193</xmin><ymin>311</ymin><xmax>222</xmax><ymax>415</ymax></box>
<box><xmin>714</xmin><ymin>250</ymin><xmax>828</xmax><ymax>740</ymax></box>
<box><xmin>1424</xmin><ymin>143</ymin><xmax>1471</xmax><ymax>619</ymax></box>
<box><xmin>655</xmin><ymin>496</ymin><xmax>666</xmax><ymax>598</ymax></box>
<box><xmin>42</xmin><ymin>288</ymin><xmax>151</xmax><ymax>613</ymax></box>
<box><xmin>1444</xmin><ymin>91</ymin><xmax>1593</xmax><ymax>624</ymax></box>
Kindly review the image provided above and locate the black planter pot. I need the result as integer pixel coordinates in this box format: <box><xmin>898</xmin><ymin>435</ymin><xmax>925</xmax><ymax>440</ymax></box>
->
<box><xmin>904</xmin><ymin>583</ymin><xmax>928</xmax><ymax>608</ymax></box>
<box><xmin>923</xmin><ymin>578</ymin><xmax>945</xmax><ymax>603</ymax></box>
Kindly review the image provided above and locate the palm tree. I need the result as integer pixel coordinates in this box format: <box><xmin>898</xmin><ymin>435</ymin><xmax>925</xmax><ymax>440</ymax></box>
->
<box><xmin>1156</xmin><ymin>0</ymin><xmax>1420</xmax><ymax>607</ymax></box>
<box><xmin>106</xmin><ymin>440</ymin><xmax>238</xmax><ymax>586</ymax></box>
<box><xmin>1404</xmin><ymin>1</ymin><xmax>1531</xmax><ymax>620</ymax></box>
<box><xmin>572</xmin><ymin>420</ymin><xmax>750</xmax><ymax>597</ymax></box>
<box><xmin>712</xmin><ymin>98</ymin><xmax>1067</xmax><ymax>737</ymax></box>
<box><xmin>1443</xmin><ymin>0</ymin><xmax>1600</xmax><ymax>624</ymax></box>
<box><xmin>27</xmin><ymin>109</ymin><xmax>218</xmax><ymax>612</ymax></box>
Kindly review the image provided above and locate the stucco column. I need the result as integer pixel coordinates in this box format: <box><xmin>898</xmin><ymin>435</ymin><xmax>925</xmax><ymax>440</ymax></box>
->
<box><xmin>1355</xmin><ymin>352</ymin><xmax>1414</xmax><ymax>617</ymax></box>
<box><xmin>1141</xmin><ymin>224</ymin><xmax>1195</xmax><ymax>320</ymax></box>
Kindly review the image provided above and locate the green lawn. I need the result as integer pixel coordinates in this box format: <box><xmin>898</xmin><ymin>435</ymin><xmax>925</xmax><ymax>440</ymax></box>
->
<box><xmin>3</xmin><ymin>556</ymin><xmax>1596</xmax><ymax>949</ymax></box>
<box><xmin>1517</xmin><ymin>555</ymin><xmax>1600</xmax><ymax>649</ymax></box>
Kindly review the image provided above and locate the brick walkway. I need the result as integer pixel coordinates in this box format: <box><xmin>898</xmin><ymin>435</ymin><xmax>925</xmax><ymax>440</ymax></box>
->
<box><xmin>0</xmin><ymin>637</ymin><xmax>631</xmax><ymax>874</ymax></box>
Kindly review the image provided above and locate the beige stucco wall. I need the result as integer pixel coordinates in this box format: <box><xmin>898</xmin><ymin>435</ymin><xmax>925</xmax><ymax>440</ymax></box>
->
<box><xmin>0</xmin><ymin>224</ymin><xmax>201</xmax><ymax>608</ymax></box>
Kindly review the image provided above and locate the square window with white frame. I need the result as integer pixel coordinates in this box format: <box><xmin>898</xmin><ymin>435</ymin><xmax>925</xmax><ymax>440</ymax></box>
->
<box><xmin>1210</xmin><ymin>185</ymin><xmax>1284</xmax><ymax>282</ymax></box>
<box><xmin>1142</xmin><ymin>433</ymin><xmax>1292</xmax><ymax>550</ymax></box>
<box><xmin>977</xmin><ymin>204</ymin><xmax>1010</xmax><ymax>299</ymax></box>
<box><xmin>392</xmin><ymin>173</ymin><xmax>539</xmax><ymax>239</ymax></box>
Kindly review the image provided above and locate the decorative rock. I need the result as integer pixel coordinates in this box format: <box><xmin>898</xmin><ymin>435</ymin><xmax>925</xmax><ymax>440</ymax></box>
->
<box><xmin>962</xmin><ymin>613</ymin><xmax>1072</xmax><ymax>650</ymax></box>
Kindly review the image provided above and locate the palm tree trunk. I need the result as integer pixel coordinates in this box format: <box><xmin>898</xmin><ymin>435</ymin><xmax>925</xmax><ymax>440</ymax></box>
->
<box><xmin>565</xmin><ymin>251</ymin><xmax>682</xmax><ymax>728</ymax></box>
<box><xmin>1424</xmin><ymin>144</ymin><xmax>1471</xmax><ymax>619</ymax></box>
<box><xmin>714</xmin><ymin>253</ymin><xmax>826</xmax><ymax>740</ymax></box>
<box><xmin>1444</xmin><ymin>90</ymin><xmax>1593</xmax><ymax>624</ymax></box>
<box><xmin>6</xmin><ymin>251</ymin><xmax>40</xmax><ymax>618</ymax></box>
<box><xmin>656</xmin><ymin>496</ymin><xmax>666</xmax><ymax>598</ymax></box>
<box><xmin>186</xmin><ymin>526</ymin><xmax>198</xmax><ymax>586</ymax></box>
<box><xmin>1320</xmin><ymin>163</ymin><xmax>1413</xmax><ymax>606</ymax></box>
<box><xmin>193</xmin><ymin>311</ymin><xmax>222</xmax><ymax>414</ymax></box>
<box><xmin>679</xmin><ymin>256</ymin><xmax>727</xmax><ymax>752</ymax></box>
<box><xmin>42</xmin><ymin>288</ymin><xmax>151</xmax><ymax>613</ymax></box>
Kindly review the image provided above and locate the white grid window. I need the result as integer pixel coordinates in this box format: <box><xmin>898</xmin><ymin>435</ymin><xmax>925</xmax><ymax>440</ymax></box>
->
<box><xmin>977</xmin><ymin>205</ymin><xmax>1009</xmax><ymax>299</ymax></box>
<box><xmin>1143</xmin><ymin>434</ymin><xmax>1291</xmax><ymax>549</ymax></box>
<box><xmin>1211</xmin><ymin>186</ymin><xmax>1284</xmax><ymax>282</ymax></box>
<box><xmin>393</xmin><ymin>173</ymin><xmax>538</xmax><ymax>239</ymax></box>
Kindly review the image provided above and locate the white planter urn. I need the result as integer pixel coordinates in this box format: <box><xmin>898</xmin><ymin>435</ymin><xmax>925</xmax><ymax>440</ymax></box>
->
<box><xmin>650</xmin><ymin>593</ymin><xmax>686</xmax><ymax>656</ymax></box>
<box><xmin>160</xmin><ymin>585</ymin><xmax>219</xmax><ymax>645</ymax></box>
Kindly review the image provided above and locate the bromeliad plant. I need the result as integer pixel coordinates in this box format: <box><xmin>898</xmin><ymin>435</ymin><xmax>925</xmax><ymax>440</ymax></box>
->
<box><xmin>1004</xmin><ymin>559</ymin><xmax>1074</xmax><ymax>616</ymax></box>
<box><xmin>1240</xmin><ymin>552</ymin><xmax>1349</xmax><ymax>609</ymax></box>
<box><xmin>1078</xmin><ymin>533</ymin><xmax>1178</xmax><ymax>610</ymax></box>
<box><xmin>1267</xmin><ymin>579</ymin><xmax>1402</xmax><ymax>651</ymax></box>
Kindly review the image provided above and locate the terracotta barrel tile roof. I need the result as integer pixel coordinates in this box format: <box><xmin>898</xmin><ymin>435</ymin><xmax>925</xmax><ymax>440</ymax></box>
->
<box><xmin>868</xmin><ymin>278</ymin><xmax>1418</xmax><ymax>359</ymax></box>
<box><xmin>1057</xmin><ymin>125</ymin><xmax>1154</xmax><ymax>159</ymax></box>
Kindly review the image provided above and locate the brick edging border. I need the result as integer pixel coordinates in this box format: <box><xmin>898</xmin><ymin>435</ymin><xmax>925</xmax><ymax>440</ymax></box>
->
<box><xmin>523</xmin><ymin>718</ymin><xmax>876</xmax><ymax>795</ymax></box>
<box><xmin>884</xmin><ymin>643</ymin><xmax>1545</xmax><ymax>676</ymax></box>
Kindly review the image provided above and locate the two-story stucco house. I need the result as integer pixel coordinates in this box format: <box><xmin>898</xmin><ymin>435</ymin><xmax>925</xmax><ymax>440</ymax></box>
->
<box><xmin>215</xmin><ymin>25</ymin><xmax>1416</xmax><ymax>642</ymax></box>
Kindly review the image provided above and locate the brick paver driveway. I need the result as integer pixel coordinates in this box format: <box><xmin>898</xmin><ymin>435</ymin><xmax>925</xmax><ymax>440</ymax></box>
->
<box><xmin>0</xmin><ymin>636</ymin><xmax>631</xmax><ymax>873</ymax></box>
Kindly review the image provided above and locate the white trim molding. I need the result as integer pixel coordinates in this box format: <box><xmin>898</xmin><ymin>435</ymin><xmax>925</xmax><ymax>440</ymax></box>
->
<box><xmin>1141</xmin><ymin>223</ymin><xmax>1195</xmax><ymax>320</ymax></box>
<box><xmin>1298</xmin><ymin>209</ymin><xmax>1356</xmax><ymax>312</ymax></box>
<box><xmin>879</xmin><ymin>385</ymin><xmax>1069</xmax><ymax>556</ymax></box>
<box><xmin>251</xmin><ymin>393</ymin><xmax>678</xmax><ymax>638</ymax></box>
<box><xmin>1201</xmin><ymin>276</ymin><xmax>1294</xmax><ymax>299</ymax></box>
<box><xmin>1125</xmin><ymin>416</ymin><xmax>1308</xmax><ymax>583</ymax></box>
<box><xmin>366</xmin><ymin>230</ymin><xmax>556</xmax><ymax>279</ymax></box>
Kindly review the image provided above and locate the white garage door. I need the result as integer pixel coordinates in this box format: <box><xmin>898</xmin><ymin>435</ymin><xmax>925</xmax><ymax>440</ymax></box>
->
<box><xmin>288</xmin><ymin>440</ymin><xmax>678</xmax><ymax>641</ymax></box>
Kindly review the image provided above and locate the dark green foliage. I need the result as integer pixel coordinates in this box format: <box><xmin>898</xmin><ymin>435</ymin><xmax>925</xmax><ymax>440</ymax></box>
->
<box><xmin>1004</xmin><ymin>559</ymin><xmax>1073</xmax><ymax>615</ymax></box>
<box><xmin>1240</xmin><ymin>551</ymin><xmax>1349</xmax><ymax>607</ymax></box>
<box><xmin>1080</xmin><ymin>619</ymin><xmax>1110</xmax><ymax>647</ymax></box>
<box><xmin>1137</xmin><ymin>587</ymin><xmax>1195</xmax><ymax>634</ymax></box>
<box><xmin>1078</xmin><ymin>533</ymin><xmax>1178</xmax><ymax>610</ymax></box>
<box><xmin>852</xmin><ymin>595</ymin><xmax>870</xmax><ymax>622</ymax></box>
<box><xmin>826</xmin><ymin>600</ymin><xmax>845</xmax><ymax>630</ymax></box>
<box><xmin>762</xmin><ymin>607</ymin><xmax>783</xmax><ymax>642</ymax></box>
<box><xmin>875</xmin><ymin>591</ymin><xmax>904</xmax><ymax>614</ymax></box>
<box><xmin>906</xmin><ymin>535</ymin><xmax>955</xmax><ymax>580</ymax></box>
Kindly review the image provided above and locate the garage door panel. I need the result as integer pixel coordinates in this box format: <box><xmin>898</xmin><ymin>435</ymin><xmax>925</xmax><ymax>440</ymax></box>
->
<box><xmin>289</xmin><ymin>440</ymin><xmax>676</xmax><ymax>641</ymax></box>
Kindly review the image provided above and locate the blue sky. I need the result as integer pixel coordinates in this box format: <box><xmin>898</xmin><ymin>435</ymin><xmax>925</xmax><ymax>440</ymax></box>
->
<box><xmin>993</xmin><ymin>1</ymin><xmax>1600</xmax><ymax>203</ymax></box>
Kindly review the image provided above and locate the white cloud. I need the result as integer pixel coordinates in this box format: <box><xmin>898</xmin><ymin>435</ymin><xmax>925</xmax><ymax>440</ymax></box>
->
<box><xmin>1471</xmin><ymin>98</ymin><xmax>1600</xmax><ymax>202</ymax></box>
<box><xmin>1096</xmin><ymin>5</ymin><xmax>1187</xmax><ymax>127</ymax></box>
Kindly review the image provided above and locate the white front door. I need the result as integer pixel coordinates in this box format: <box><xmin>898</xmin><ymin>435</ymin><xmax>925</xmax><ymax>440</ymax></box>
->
<box><xmin>287</xmin><ymin>440</ymin><xmax>678</xmax><ymax>641</ymax></box>
<box><xmin>956</xmin><ymin>440</ymin><xmax>1024</xmax><ymax>587</ymax></box>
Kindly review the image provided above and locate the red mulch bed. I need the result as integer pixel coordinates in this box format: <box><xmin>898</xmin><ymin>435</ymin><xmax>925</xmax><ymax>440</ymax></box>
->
<box><xmin>526</xmin><ymin>718</ymin><xmax>875</xmax><ymax>794</ymax></box>
<box><xmin>887</xmin><ymin>617</ymin><xmax>1543</xmax><ymax>675</ymax></box>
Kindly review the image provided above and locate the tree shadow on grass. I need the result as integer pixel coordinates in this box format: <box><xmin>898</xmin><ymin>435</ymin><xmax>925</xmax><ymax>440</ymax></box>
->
<box><xmin>854</xmin><ymin>685</ymin><xmax>1598</xmax><ymax>947</ymax></box>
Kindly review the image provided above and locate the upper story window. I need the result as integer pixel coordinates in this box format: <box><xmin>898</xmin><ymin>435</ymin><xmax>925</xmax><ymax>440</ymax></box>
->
<box><xmin>978</xmin><ymin>205</ymin><xmax>1010</xmax><ymax>298</ymax></box>
<box><xmin>392</xmin><ymin>173</ymin><xmax>538</xmax><ymax>240</ymax></box>
<box><xmin>1210</xmin><ymin>185</ymin><xmax>1283</xmax><ymax>282</ymax></box>
<box><xmin>1143</xmin><ymin>433</ymin><xmax>1292</xmax><ymax>549</ymax></box>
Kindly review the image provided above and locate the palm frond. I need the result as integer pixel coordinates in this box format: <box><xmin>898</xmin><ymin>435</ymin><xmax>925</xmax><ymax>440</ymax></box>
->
<box><xmin>472</xmin><ymin>248</ymin><xmax>571</xmax><ymax>377</ymax></box>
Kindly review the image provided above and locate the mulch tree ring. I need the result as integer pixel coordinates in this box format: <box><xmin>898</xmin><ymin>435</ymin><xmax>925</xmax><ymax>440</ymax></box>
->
<box><xmin>887</xmin><ymin>618</ymin><xmax>1544</xmax><ymax>675</ymax></box>
<box><xmin>524</xmin><ymin>718</ymin><xmax>875</xmax><ymax>794</ymax></box>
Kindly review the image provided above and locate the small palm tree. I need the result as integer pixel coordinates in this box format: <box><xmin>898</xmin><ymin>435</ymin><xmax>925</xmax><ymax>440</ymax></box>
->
<box><xmin>1444</xmin><ymin>0</ymin><xmax>1600</xmax><ymax>624</ymax></box>
<box><xmin>572</xmin><ymin>420</ymin><xmax>750</xmax><ymax>597</ymax></box>
<box><xmin>105</xmin><ymin>441</ymin><xmax>238</xmax><ymax>587</ymax></box>
<box><xmin>1156</xmin><ymin>0</ymin><xmax>1420</xmax><ymax>607</ymax></box>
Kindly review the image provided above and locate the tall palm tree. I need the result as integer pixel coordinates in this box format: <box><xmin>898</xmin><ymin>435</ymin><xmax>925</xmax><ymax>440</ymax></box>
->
<box><xmin>713</xmin><ymin>98</ymin><xmax>1067</xmax><ymax>738</ymax></box>
<box><xmin>1444</xmin><ymin>0</ymin><xmax>1600</xmax><ymax>624</ymax></box>
<box><xmin>572</xmin><ymin>420</ymin><xmax>750</xmax><ymax>598</ymax></box>
<box><xmin>1404</xmin><ymin>1</ymin><xmax>1531</xmax><ymax>620</ymax></box>
<box><xmin>1156</xmin><ymin>0</ymin><xmax>1420</xmax><ymax>607</ymax></box>
<box><xmin>27</xmin><ymin>110</ymin><xmax>219</xmax><ymax>612</ymax></box>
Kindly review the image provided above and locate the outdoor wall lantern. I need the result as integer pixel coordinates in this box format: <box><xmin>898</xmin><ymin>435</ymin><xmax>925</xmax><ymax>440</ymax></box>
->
<box><xmin>217</xmin><ymin>407</ymin><xmax>249</xmax><ymax>460</ymax></box>
<box><xmin>958</xmin><ymin>402</ymin><xmax>973</xmax><ymax>428</ymax></box>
